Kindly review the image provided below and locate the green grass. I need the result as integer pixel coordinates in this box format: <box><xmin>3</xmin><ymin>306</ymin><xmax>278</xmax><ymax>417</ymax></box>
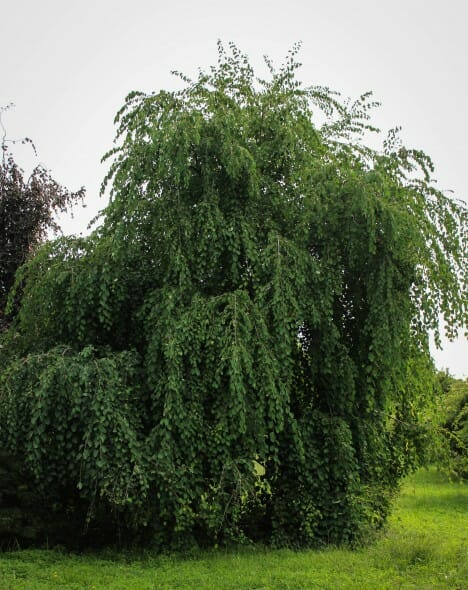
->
<box><xmin>0</xmin><ymin>469</ymin><xmax>466</xmax><ymax>589</ymax></box>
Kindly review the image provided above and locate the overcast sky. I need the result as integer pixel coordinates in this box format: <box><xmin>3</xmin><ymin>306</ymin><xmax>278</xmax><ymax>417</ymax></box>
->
<box><xmin>1</xmin><ymin>0</ymin><xmax>466</xmax><ymax>376</ymax></box>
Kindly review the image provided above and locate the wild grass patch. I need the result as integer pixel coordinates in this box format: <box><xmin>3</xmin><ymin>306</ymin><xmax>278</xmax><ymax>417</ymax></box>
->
<box><xmin>0</xmin><ymin>469</ymin><xmax>466</xmax><ymax>590</ymax></box>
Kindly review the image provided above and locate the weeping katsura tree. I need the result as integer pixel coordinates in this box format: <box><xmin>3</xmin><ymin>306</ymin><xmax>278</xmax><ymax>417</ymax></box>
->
<box><xmin>0</xmin><ymin>43</ymin><xmax>466</xmax><ymax>548</ymax></box>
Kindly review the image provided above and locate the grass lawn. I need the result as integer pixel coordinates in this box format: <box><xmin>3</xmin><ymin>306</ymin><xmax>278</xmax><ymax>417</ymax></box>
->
<box><xmin>0</xmin><ymin>469</ymin><xmax>466</xmax><ymax>589</ymax></box>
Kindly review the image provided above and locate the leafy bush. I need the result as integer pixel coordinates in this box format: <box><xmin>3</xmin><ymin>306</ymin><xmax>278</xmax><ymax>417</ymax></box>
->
<box><xmin>432</xmin><ymin>376</ymin><xmax>468</xmax><ymax>479</ymax></box>
<box><xmin>0</xmin><ymin>44</ymin><xmax>466</xmax><ymax>549</ymax></box>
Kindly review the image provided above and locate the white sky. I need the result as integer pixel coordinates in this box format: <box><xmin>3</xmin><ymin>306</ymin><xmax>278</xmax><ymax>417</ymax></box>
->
<box><xmin>1</xmin><ymin>0</ymin><xmax>466</xmax><ymax>377</ymax></box>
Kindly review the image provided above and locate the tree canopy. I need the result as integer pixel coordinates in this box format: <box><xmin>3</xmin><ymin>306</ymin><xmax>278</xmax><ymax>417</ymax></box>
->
<box><xmin>0</xmin><ymin>43</ymin><xmax>466</xmax><ymax>548</ymax></box>
<box><xmin>0</xmin><ymin>115</ymin><xmax>84</xmax><ymax>330</ymax></box>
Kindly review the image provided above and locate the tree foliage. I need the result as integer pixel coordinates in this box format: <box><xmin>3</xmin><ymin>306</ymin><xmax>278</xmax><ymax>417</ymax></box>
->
<box><xmin>430</xmin><ymin>372</ymin><xmax>468</xmax><ymax>479</ymax></box>
<box><xmin>0</xmin><ymin>115</ymin><xmax>84</xmax><ymax>329</ymax></box>
<box><xmin>0</xmin><ymin>44</ymin><xmax>466</xmax><ymax>548</ymax></box>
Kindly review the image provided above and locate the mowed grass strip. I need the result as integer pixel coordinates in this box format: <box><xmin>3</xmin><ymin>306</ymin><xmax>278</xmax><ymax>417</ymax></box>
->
<box><xmin>0</xmin><ymin>469</ymin><xmax>466</xmax><ymax>590</ymax></box>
